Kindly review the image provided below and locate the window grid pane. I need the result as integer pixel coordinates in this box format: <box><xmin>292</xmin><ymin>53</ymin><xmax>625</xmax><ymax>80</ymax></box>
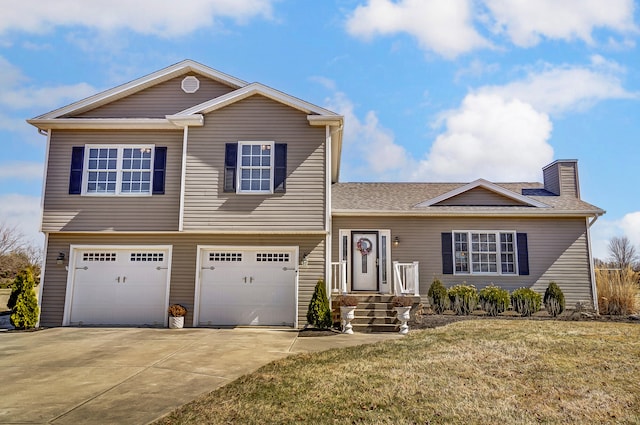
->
<box><xmin>470</xmin><ymin>232</ymin><xmax>498</xmax><ymax>273</ymax></box>
<box><xmin>121</xmin><ymin>148</ymin><xmax>152</xmax><ymax>194</ymax></box>
<box><xmin>239</xmin><ymin>143</ymin><xmax>272</xmax><ymax>193</ymax></box>
<box><xmin>454</xmin><ymin>233</ymin><xmax>469</xmax><ymax>273</ymax></box>
<box><xmin>500</xmin><ymin>233</ymin><xmax>516</xmax><ymax>274</ymax></box>
<box><xmin>86</xmin><ymin>148</ymin><xmax>118</xmax><ymax>193</ymax></box>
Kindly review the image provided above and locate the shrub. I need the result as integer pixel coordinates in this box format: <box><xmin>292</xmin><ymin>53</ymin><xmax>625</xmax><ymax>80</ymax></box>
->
<box><xmin>168</xmin><ymin>304</ymin><xmax>187</xmax><ymax>317</ymax></box>
<box><xmin>9</xmin><ymin>267</ymin><xmax>39</xmax><ymax>329</ymax></box>
<box><xmin>427</xmin><ymin>278</ymin><xmax>449</xmax><ymax>314</ymax></box>
<box><xmin>596</xmin><ymin>268</ymin><xmax>639</xmax><ymax>315</ymax></box>
<box><xmin>544</xmin><ymin>282</ymin><xmax>565</xmax><ymax>317</ymax></box>
<box><xmin>391</xmin><ymin>296</ymin><xmax>413</xmax><ymax>307</ymax></box>
<box><xmin>478</xmin><ymin>284</ymin><xmax>510</xmax><ymax>316</ymax></box>
<box><xmin>307</xmin><ymin>279</ymin><xmax>332</xmax><ymax>328</ymax></box>
<box><xmin>335</xmin><ymin>295</ymin><xmax>359</xmax><ymax>307</ymax></box>
<box><xmin>511</xmin><ymin>288</ymin><xmax>542</xmax><ymax>317</ymax></box>
<box><xmin>448</xmin><ymin>284</ymin><xmax>478</xmax><ymax>315</ymax></box>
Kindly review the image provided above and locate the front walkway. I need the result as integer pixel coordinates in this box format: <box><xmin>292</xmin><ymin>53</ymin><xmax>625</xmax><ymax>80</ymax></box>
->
<box><xmin>0</xmin><ymin>327</ymin><xmax>400</xmax><ymax>424</ymax></box>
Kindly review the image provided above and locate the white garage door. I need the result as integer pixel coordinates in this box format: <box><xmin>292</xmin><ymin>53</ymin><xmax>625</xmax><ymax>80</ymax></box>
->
<box><xmin>66</xmin><ymin>247</ymin><xmax>170</xmax><ymax>326</ymax></box>
<box><xmin>197</xmin><ymin>247</ymin><xmax>297</xmax><ymax>327</ymax></box>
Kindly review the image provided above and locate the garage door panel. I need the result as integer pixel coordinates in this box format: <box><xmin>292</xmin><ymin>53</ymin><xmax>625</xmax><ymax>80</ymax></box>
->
<box><xmin>198</xmin><ymin>248</ymin><xmax>296</xmax><ymax>327</ymax></box>
<box><xmin>68</xmin><ymin>248</ymin><xmax>169</xmax><ymax>326</ymax></box>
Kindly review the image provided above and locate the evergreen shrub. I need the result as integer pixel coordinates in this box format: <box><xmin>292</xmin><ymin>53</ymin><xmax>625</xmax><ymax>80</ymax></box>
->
<box><xmin>9</xmin><ymin>267</ymin><xmax>39</xmax><ymax>329</ymax></box>
<box><xmin>448</xmin><ymin>284</ymin><xmax>478</xmax><ymax>315</ymax></box>
<box><xmin>544</xmin><ymin>282</ymin><xmax>565</xmax><ymax>317</ymax></box>
<box><xmin>427</xmin><ymin>278</ymin><xmax>449</xmax><ymax>314</ymax></box>
<box><xmin>511</xmin><ymin>287</ymin><xmax>542</xmax><ymax>317</ymax></box>
<box><xmin>478</xmin><ymin>284</ymin><xmax>510</xmax><ymax>316</ymax></box>
<box><xmin>306</xmin><ymin>279</ymin><xmax>332</xmax><ymax>328</ymax></box>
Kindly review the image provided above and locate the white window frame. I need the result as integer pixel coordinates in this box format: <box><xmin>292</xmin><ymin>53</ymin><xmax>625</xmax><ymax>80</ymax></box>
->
<box><xmin>452</xmin><ymin>230</ymin><xmax>518</xmax><ymax>276</ymax></box>
<box><xmin>82</xmin><ymin>144</ymin><xmax>155</xmax><ymax>196</ymax></box>
<box><xmin>236</xmin><ymin>141</ymin><xmax>274</xmax><ymax>194</ymax></box>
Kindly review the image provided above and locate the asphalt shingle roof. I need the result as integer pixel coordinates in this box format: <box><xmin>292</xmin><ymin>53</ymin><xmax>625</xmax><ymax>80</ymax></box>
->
<box><xmin>331</xmin><ymin>182</ymin><xmax>604</xmax><ymax>216</ymax></box>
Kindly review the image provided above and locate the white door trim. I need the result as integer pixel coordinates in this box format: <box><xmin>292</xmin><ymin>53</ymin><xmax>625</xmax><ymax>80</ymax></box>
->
<box><xmin>62</xmin><ymin>244</ymin><xmax>173</xmax><ymax>326</ymax></box>
<box><xmin>338</xmin><ymin>229</ymin><xmax>392</xmax><ymax>294</ymax></box>
<box><xmin>193</xmin><ymin>245</ymin><xmax>299</xmax><ymax>328</ymax></box>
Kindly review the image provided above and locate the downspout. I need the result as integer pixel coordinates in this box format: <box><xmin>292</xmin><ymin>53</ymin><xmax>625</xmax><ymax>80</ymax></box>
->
<box><xmin>586</xmin><ymin>214</ymin><xmax>603</xmax><ymax>313</ymax></box>
<box><xmin>36</xmin><ymin>128</ymin><xmax>51</xmax><ymax>327</ymax></box>
<box><xmin>178</xmin><ymin>126</ymin><xmax>189</xmax><ymax>231</ymax></box>
<box><xmin>325</xmin><ymin>125</ymin><xmax>332</xmax><ymax>298</ymax></box>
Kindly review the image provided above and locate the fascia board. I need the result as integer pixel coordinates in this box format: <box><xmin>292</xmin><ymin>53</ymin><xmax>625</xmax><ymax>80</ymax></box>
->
<box><xmin>165</xmin><ymin>114</ymin><xmax>204</xmax><ymax>127</ymax></box>
<box><xmin>331</xmin><ymin>209</ymin><xmax>602</xmax><ymax>218</ymax></box>
<box><xmin>415</xmin><ymin>179</ymin><xmax>550</xmax><ymax>208</ymax></box>
<box><xmin>26</xmin><ymin>118</ymin><xmax>182</xmax><ymax>130</ymax></box>
<box><xmin>33</xmin><ymin>60</ymin><xmax>247</xmax><ymax>120</ymax></box>
<box><xmin>176</xmin><ymin>82</ymin><xmax>341</xmax><ymax>117</ymax></box>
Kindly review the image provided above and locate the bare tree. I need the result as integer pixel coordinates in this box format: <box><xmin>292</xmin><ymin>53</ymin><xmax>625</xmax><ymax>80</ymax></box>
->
<box><xmin>607</xmin><ymin>236</ymin><xmax>639</xmax><ymax>269</ymax></box>
<box><xmin>0</xmin><ymin>222</ymin><xmax>26</xmax><ymax>256</ymax></box>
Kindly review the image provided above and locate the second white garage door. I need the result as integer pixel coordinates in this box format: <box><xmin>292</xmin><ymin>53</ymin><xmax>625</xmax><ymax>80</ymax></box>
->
<box><xmin>196</xmin><ymin>247</ymin><xmax>297</xmax><ymax>327</ymax></box>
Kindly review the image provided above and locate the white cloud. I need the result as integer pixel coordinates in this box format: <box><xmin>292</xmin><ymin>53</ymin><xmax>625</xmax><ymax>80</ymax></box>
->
<box><xmin>325</xmin><ymin>90</ymin><xmax>412</xmax><ymax>181</ymax></box>
<box><xmin>0</xmin><ymin>56</ymin><xmax>97</xmax><ymax>112</ymax></box>
<box><xmin>0</xmin><ymin>162</ymin><xmax>44</xmax><ymax>181</ymax></box>
<box><xmin>414</xmin><ymin>94</ymin><xmax>554</xmax><ymax>182</ymax></box>
<box><xmin>345</xmin><ymin>0</ymin><xmax>491</xmax><ymax>58</ymax></box>
<box><xmin>0</xmin><ymin>0</ymin><xmax>274</xmax><ymax>37</ymax></box>
<box><xmin>0</xmin><ymin>194</ymin><xmax>43</xmax><ymax>249</ymax></box>
<box><xmin>484</xmin><ymin>0</ymin><xmax>638</xmax><ymax>47</ymax></box>
<box><xmin>477</xmin><ymin>60</ymin><xmax>637</xmax><ymax>115</ymax></box>
<box><xmin>591</xmin><ymin>212</ymin><xmax>640</xmax><ymax>260</ymax></box>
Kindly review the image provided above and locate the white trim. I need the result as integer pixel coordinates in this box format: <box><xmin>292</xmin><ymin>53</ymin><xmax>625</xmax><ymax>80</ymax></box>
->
<box><xmin>62</xmin><ymin>244</ymin><xmax>173</xmax><ymax>327</ymax></box>
<box><xmin>27</xmin><ymin>118</ymin><xmax>184</xmax><ymax>130</ymax></box>
<box><xmin>451</xmin><ymin>230</ymin><xmax>518</xmax><ymax>276</ymax></box>
<box><xmin>36</xmin><ymin>232</ymin><xmax>48</xmax><ymax>328</ymax></box>
<box><xmin>44</xmin><ymin>230</ymin><xmax>329</xmax><ymax>235</ymax></box>
<box><xmin>236</xmin><ymin>141</ymin><xmax>274</xmax><ymax>194</ymax></box>
<box><xmin>193</xmin><ymin>245</ymin><xmax>299</xmax><ymax>328</ymax></box>
<box><xmin>307</xmin><ymin>115</ymin><xmax>344</xmax><ymax>126</ymax></box>
<box><xmin>38</xmin><ymin>130</ymin><xmax>51</xmax><ymax>233</ymax></box>
<box><xmin>415</xmin><ymin>179</ymin><xmax>550</xmax><ymax>208</ymax></box>
<box><xmin>32</xmin><ymin>60</ymin><xmax>247</xmax><ymax>120</ymax></box>
<box><xmin>585</xmin><ymin>217</ymin><xmax>599</xmax><ymax>312</ymax></box>
<box><xmin>179</xmin><ymin>127</ymin><xmax>188</xmax><ymax>231</ymax></box>
<box><xmin>165</xmin><ymin>114</ymin><xmax>204</xmax><ymax>127</ymax></box>
<box><xmin>325</xmin><ymin>126</ymin><xmax>332</xmax><ymax>294</ymax></box>
<box><xmin>82</xmin><ymin>144</ymin><xmax>155</xmax><ymax>196</ymax></box>
<box><xmin>177</xmin><ymin>82</ymin><xmax>340</xmax><ymax>117</ymax></box>
<box><xmin>331</xmin><ymin>210</ymin><xmax>602</xmax><ymax>218</ymax></box>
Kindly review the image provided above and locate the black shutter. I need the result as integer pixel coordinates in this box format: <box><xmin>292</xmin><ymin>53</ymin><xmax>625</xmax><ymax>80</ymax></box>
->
<box><xmin>517</xmin><ymin>233</ymin><xmax>529</xmax><ymax>275</ymax></box>
<box><xmin>224</xmin><ymin>143</ymin><xmax>237</xmax><ymax>193</ymax></box>
<box><xmin>69</xmin><ymin>146</ymin><xmax>84</xmax><ymax>195</ymax></box>
<box><xmin>441</xmin><ymin>232</ymin><xmax>453</xmax><ymax>275</ymax></box>
<box><xmin>274</xmin><ymin>143</ymin><xmax>287</xmax><ymax>193</ymax></box>
<box><xmin>152</xmin><ymin>147</ymin><xmax>167</xmax><ymax>195</ymax></box>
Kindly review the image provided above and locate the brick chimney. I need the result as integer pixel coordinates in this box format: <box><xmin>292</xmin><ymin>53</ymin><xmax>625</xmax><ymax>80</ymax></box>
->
<box><xmin>542</xmin><ymin>160</ymin><xmax>580</xmax><ymax>198</ymax></box>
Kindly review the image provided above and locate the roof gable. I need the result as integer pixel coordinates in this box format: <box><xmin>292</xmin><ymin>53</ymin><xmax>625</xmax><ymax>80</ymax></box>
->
<box><xmin>34</xmin><ymin>60</ymin><xmax>247</xmax><ymax>120</ymax></box>
<box><xmin>415</xmin><ymin>179</ymin><xmax>549</xmax><ymax>208</ymax></box>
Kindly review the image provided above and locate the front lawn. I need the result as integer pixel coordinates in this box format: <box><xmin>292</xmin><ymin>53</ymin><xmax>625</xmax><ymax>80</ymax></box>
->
<box><xmin>157</xmin><ymin>320</ymin><xmax>640</xmax><ymax>424</ymax></box>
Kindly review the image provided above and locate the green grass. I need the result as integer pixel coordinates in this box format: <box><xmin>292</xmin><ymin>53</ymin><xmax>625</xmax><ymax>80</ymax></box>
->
<box><xmin>157</xmin><ymin>320</ymin><xmax>640</xmax><ymax>424</ymax></box>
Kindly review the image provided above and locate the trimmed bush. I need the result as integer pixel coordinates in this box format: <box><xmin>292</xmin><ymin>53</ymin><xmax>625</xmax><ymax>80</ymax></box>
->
<box><xmin>511</xmin><ymin>288</ymin><xmax>542</xmax><ymax>317</ymax></box>
<box><xmin>544</xmin><ymin>282</ymin><xmax>565</xmax><ymax>317</ymax></box>
<box><xmin>427</xmin><ymin>278</ymin><xmax>449</xmax><ymax>314</ymax></box>
<box><xmin>478</xmin><ymin>284</ymin><xmax>510</xmax><ymax>316</ymax></box>
<box><xmin>9</xmin><ymin>267</ymin><xmax>39</xmax><ymax>329</ymax></box>
<box><xmin>448</xmin><ymin>284</ymin><xmax>478</xmax><ymax>315</ymax></box>
<box><xmin>306</xmin><ymin>279</ymin><xmax>332</xmax><ymax>328</ymax></box>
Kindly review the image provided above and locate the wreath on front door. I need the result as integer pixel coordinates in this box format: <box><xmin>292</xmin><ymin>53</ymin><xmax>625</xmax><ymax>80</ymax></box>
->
<box><xmin>356</xmin><ymin>238</ymin><xmax>373</xmax><ymax>256</ymax></box>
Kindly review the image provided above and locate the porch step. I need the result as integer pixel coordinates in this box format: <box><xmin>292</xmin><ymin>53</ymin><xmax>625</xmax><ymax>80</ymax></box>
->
<box><xmin>332</xmin><ymin>294</ymin><xmax>419</xmax><ymax>333</ymax></box>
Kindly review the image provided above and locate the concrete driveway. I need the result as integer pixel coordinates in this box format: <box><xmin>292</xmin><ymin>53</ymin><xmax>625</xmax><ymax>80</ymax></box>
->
<box><xmin>0</xmin><ymin>327</ymin><xmax>400</xmax><ymax>424</ymax></box>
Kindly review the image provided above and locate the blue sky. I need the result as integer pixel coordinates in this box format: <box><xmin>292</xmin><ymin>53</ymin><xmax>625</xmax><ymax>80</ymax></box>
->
<box><xmin>0</xmin><ymin>0</ymin><xmax>639</xmax><ymax>259</ymax></box>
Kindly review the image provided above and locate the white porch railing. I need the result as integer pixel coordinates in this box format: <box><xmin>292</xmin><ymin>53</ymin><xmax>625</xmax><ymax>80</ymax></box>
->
<box><xmin>331</xmin><ymin>261</ymin><xmax>348</xmax><ymax>294</ymax></box>
<box><xmin>393</xmin><ymin>261</ymin><xmax>419</xmax><ymax>296</ymax></box>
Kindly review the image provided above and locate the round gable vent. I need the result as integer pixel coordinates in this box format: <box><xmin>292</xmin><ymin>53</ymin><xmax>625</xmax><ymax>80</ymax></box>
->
<box><xmin>181</xmin><ymin>76</ymin><xmax>200</xmax><ymax>93</ymax></box>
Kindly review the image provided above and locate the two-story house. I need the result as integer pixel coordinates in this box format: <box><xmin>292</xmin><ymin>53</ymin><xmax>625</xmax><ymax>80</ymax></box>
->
<box><xmin>28</xmin><ymin>60</ymin><xmax>604</xmax><ymax>329</ymax></box>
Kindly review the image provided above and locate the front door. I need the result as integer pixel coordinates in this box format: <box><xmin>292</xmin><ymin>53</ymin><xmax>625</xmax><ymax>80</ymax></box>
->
<box><xmin>351</xmin><ymin>231</ymin><xmax>378</xmax><ymax>291</ymax></box>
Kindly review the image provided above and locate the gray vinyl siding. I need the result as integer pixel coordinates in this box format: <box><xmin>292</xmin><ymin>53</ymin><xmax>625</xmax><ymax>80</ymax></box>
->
<box><xmin>435</xmin><ymin>187</ymin><xmax>529</xmax><ymax>206</ymax></box>
<box><xmin>332</xmin><ymin>216</ymin><xmax>594</xmax><ymax>309</ymax></box>
<box><xmin>70</xmin><ymin>74</ymin><xmax>236</xmax><ymax>118</ymax></box>
<box><xmin>559</xmin><ymin>163</ymin><xmax>579</xmax><ymax>197</ymax></box>
<box><xmin>42</xmin><ymin>130</ymin><xmax>182</xmax><ymax>232</ymax></box>
<box><xmin>543</xmin><ymin>165</ymin><xmax>560</xmax><ymax>195</ymax></box>
<box><xmin>41</xmin><ymin>233</ymin><xmax>325</xmax><ymax>327</ymax></box>
<box><xmin>183</xmin><ymin>94</ymin><xmax>327</xmax><ymax>231</ymax></box>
